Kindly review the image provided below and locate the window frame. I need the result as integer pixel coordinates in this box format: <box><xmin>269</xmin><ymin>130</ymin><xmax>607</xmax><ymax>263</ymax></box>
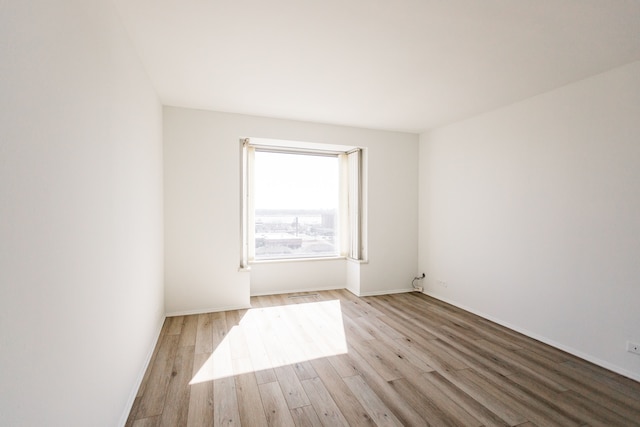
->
<box><xmin>240</xmin><ymin>138</ymin><xmax>365</xmax><ymax>267</ymax></box>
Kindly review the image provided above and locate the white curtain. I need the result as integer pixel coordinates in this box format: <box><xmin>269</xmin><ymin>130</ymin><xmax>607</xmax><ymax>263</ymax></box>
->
<box><xmin>240</xmin><ymin>139</ymin><xmax>255</xmax><ymax>268</ymax></box>
<box><xmin>347</xmin><ymin>149</ymin><xmax>362</xmax><ymax>260</ymax></box>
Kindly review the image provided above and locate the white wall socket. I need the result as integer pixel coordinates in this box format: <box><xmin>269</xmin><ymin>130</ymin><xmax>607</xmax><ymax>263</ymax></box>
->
<box><xmin>437</xmin><ymin>280</ymin><xmax>448</xmax><ymax>288</ymax></box>
<box><xmin>627</xmin><ymin>341</ymin><xmax>640</xmax><ymax>355</ymax></box>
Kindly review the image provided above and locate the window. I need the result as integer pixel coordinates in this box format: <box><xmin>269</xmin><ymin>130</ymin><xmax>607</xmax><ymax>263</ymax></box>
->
<box><xmin>240</xmin><ymin>138</ymin><xmax>364</xmax><ymax>266</ymax></box>
<box><xmin>254</xmin><ymin>151</ymin><xmax>339</xmax><ymax>259</ymax></box>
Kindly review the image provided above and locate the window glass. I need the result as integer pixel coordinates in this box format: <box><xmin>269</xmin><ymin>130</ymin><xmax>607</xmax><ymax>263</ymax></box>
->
<box><xmin>253</xmin><ymin>151</ymin><xmax>339</xmax><ymax>259</ymax></box>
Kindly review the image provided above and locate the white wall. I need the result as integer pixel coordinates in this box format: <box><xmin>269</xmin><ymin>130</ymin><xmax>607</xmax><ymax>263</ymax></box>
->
<box><xmin>0</xmin><ymin>1</ymin><xmax>164</xmax><ymax>426</ymax></box>
<box><xmin>419</xmin><ymin>61</ymin><xmax>640</xmax><ymax>380</ymax></box>
<box><xmin>164</xmin><ymin>107</ymin><xmax>418</xmax><ymax>312</ymax></box>
<box><xmin>250</xmin><ymin>260</ymin><xmax>346</xmax><ymax>296</ymax></box>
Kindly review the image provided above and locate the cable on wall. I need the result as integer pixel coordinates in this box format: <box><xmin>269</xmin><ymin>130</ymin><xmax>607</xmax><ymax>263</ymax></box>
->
<box><xmin>412</xmin><ymin>273</ymin><xmax>425</xmax><ymax>292</ymax></box>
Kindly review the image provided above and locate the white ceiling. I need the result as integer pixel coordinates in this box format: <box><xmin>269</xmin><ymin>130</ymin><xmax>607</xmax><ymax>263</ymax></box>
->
<box><xmin>113</xmin><ymin>0</ymin><xmax>640</xmax><ymax>133</ymax></box>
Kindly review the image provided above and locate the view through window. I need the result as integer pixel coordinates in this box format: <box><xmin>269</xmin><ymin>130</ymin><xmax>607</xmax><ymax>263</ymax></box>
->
<box><xmin>253</xmin><ymin>150</ymin><xmax>339</xmax><ymax>259</ymax></box>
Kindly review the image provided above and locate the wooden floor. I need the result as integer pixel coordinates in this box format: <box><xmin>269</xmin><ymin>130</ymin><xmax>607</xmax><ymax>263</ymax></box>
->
<box><xmin>126</xmin><ymin>290</ymin><xmax>640</xmax><ymax>426</ymax></box>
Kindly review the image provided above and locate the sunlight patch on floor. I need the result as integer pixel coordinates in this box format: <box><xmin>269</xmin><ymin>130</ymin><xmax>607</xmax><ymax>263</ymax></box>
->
<box><xmin>190</xmin><ymin>299</ymin><xmax>347</xmax><ymax>384</ymax></box>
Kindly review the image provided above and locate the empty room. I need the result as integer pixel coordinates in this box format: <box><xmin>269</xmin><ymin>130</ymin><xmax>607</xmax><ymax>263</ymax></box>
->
<box><xmin>1</xmin><ymin>0</ymin><xmax>639</xmax><ymax>426</ymax></box>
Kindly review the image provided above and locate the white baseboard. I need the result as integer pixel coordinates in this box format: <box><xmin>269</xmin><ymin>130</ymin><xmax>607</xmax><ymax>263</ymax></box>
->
<box><xmin>250</xmin><ymin>286</ymin><xmax>417</xmax><ymax>298</ymax></box>
<box><xmin>357</xmin><ymin>287</ymin><xmax>416</xmax><ymax>297</ymax></box>
<box><xmin>423</xmin><ymin>291</ymin><xmax>640</xmax><ymax>383</ymax></box>
<box><xmin>118</xmin><ymin>316</ymin><xmax>165</xmax><ymax>427</ymax></box>
<box><xmin>250</xmin><ymin>286</ymin><xmax>343</xmax><ymax>297</ymax></box>
<box><xmin>166</xmin><ymin>304</ymin><xmax>252</xmax><ymax>317</ymax></box>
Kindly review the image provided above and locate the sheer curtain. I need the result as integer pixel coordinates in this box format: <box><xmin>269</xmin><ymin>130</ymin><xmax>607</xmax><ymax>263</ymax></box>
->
<box><xmin>347</xmin><ymin>149</ymin><xmax>362</xmax><ymax>260</ymax></box>
<box><xmin>240</xmin><ymin>139</ymin><xmax>255</xmax><ymax>268</ymax></box>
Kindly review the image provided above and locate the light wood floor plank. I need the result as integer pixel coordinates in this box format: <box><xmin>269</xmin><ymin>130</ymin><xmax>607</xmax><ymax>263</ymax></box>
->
<box><xmin>421</xmin><ymin>371</ymin><xmax>509</xmax><ymax>427</ymax></box>
<box><xmin>557</xmin><ymin>389</ymin><xmax>635</xmax><ymax>426</ymax></box>
<box><xmin>326</xmin><ymin>352</ymin><xmax>361</xmax><ymax>378</ymax></box>
<box><xmin>273</xmin><ymin>364</ymin><xmax>312</xmax><ymax>409</ymax></box>
<box><xmin>342</xmin><ymin>374</ymin><xmax>403</xmax><ymax>427</ymax></box>
<box><xmin>136</xmin><ymin>324</ymin><xmax>165</xmax><ymax>398</ymax></box>
<box><xmin>342</xmin><ymin>313</ymin><xmax>376</xmax><ymax>342</ymax></box>
<box><xmin>125</xmin><ymin>397</ymin><xmax>142</xmax><ymax>427</ymax></box>
<box><xmin>459</xmin><ymin>363</ymin><xmax>582</xmax><ymax>426</ymax></box>
<box><xmin>389</xmin><ymin>377</ymin><xmax>460</xmax><ymax>426</ymax></box>
<box><xmin>166</xmin><ymin>316</ymin><xmax>184</xmax><ymax>335</ymax></box>
<box><xmin>556</xmin><ymin>359</ymin><xmax>640</xmax><ymax>416</ymax></box>
<box><xmin>474</xmin><ymin>338</ymin><xmax>569</xmax><ymax>392</ymax></box>
<box><xmin>403</xmin><ymin>372</ymin><xmax>483</xmax><ymax>426</ymax></box>
<box><xmin>178</xmin><ymin>315</ymin><xmax>198</xmax><ymax>348</ymax></box>
<box><xmin>259</xmin><ymin>381</ymin><xmax>296</xmax><ymax>427</ymax></box>
<box><xmin>506</xmin><ymin>373</ymin><xmax>597</xmax><ymax>426</ymax></box>
<box><xmin>309</xmin><ymin>357</ymin><xmax>377</xmax><ymax>427</ymax></box>
<box><xmin>441</xmin><ymin>368</ymin><xmax>528</xmax><ymax>425</ymax></box>
<box><xmin>132</xmin><ymin>416</ymin><xmax>160</xmax><ymax>427</ymax></box>
<box><xmin>430</xmin><ymin>327</ymin><xmax>516</xmax><ymax>376</ymax></box>
<box><xmin>194</xmin><ymin>313</ymin><xmax>213</xmax><ymax>354</ymax></box>
<box><xmin>459</xmin><ymin>366</ymin><xmax>586</xmax><ymax>427</ymax></box>
<box><xmin>352</xmin><ymin>314</ymin><xmax>404</xmax><ymax>341</ymax></box>
<box><xmin>136</xmin><ymin>334</ymin><xmax>180</xmax><ymax>418</ymax></box>
<box><xmin>290</xmin><ymin>405</ymin><xmax>323</xmax><ymax>427</ymax></box>
<box><xmin>210</xmin><ymin>311</ymin><xmax>229</xmax><ymax>349</ymax></box>
<box><xmin>128</xmin><ymin>291</ymin><xmax>640</xmax><ymax>427</ymax></box>
<box><xmin>213</xmin><ymin>375</ymin><xmax>240</xmax><ymax>426</ymax></box>
<box><xmin>300</xmin><ymin>377</ymin><xmax>350</xmax><ymax>426</ymax></box>
<box><xmin>187</xmin><ymin>353</ymin><xmax>213</xmax><ymax>427</ymax></box>
<box><xmin>564</xmin><ymin>357</ymin><xmax>640</xmax><ymax>399</ymax></box>
<box><xmin>158</xmin><ymin>345</ymin><xmax>193</xmax><ymax>427</ymax></box>
<box><xmin>226</xmin><ymin>310</ymin><xmax>250</xmax><ymax>360</ymax></box>
<box><xmin>235</xmin><ymin>371</ymin><xmax>268</xmax><ymax>427</ymax></box>
<box><xmin>347</xmin><ymin>339</ymin><xmax>405</xmax><ymax>382</ymax></box>
<box><xmin>292</xmin><ymin>360</ymin><xmax>318</xmax><ymax>381</ymax></box>
<box><xmin>340</xmin><ymin>341</ymin><xmax>428</xmax><ymax>426</ymax></box>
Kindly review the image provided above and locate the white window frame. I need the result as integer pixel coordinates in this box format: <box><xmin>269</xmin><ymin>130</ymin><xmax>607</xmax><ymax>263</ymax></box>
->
<box><xmin>240</xmin><ymin>138</ymin><xmax>365</xmax><ymax>267</ymax></box>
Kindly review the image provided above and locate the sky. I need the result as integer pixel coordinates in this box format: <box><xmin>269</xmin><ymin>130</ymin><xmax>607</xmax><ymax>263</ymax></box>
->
<box><xmin>254</xmin><ymin>151</ymin><xmax>339</xmax><ymax>210</ymax></box>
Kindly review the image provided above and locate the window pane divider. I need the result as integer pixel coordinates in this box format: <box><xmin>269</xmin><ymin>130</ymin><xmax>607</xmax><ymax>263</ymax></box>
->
<box><xmin>252</xmin><ymin>146</ymin><xmax>343</xmax><ymax>157</ymax></box>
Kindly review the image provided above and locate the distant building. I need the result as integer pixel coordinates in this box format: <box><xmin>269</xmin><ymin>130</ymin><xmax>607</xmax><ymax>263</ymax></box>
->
<box><xmin>255</xmin><ymin>234</ymin><xmax>302</xmax><ymax>249</ymax></box>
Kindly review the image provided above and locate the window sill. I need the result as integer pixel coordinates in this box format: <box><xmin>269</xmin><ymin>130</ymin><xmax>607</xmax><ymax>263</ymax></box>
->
<box><xmin>249</xmin><ymin>256</ymin><xmax>346</xmax><ymax>265</ymax></box>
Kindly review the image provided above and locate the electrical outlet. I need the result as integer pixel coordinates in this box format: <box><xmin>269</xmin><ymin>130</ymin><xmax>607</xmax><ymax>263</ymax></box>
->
<box><xmin>627</xmin><ymin>341</ymin><xmax>640</xmax><ymax>355</ymax></box>
<box><xmin>413</xmin><ymin>286</ymin><xmax>423</xmax><ymax>292</ymax></box>
<box><xmin>437</xmin><ymin>280</ymin><xmax>448</xmax><ymax>288</ymax></box>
